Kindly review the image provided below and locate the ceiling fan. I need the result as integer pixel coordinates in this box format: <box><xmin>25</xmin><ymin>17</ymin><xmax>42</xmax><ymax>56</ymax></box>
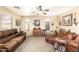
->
<box><xmin>14</xmin><ymin>6</ymin><xmax>20</xmax><ymax>9</ymax></box>
<box><xmin>34</xmin><ymin>6</ymin><xmax>50</xmax><ymax>15</ymax></box>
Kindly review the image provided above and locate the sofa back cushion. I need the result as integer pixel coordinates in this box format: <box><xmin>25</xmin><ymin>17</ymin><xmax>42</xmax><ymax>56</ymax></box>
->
<box><xmin>67</xmin><ymin>34</ymin><xmax>73</xmax><ymax>40</ymax></box>
<box><xmin>3</xmin><ymin>30</ymin><xmax>11</xmax><ymax>37</ymax></box>
<box><xmin>11</xmin><ymin>29</ymin><xmax>18</xmax><ymax>34</ymax></box>
<box><xmin>0</xmin><ymin>38</ymin><xmax>7</xmax><ymax>43</ymax></box>
<box><xmin>9</xmin><ymin>29</ymin><xmax>18</xmax><ymax>35</ymax></box>
<box><xmin>66</xmin><ymin>33</ymin><xmax>77</xmax><ymax>40</ymax></box>
<box><xmin>58</xmin><ymin>32</ymin><xmax>64</xmax><ymax>37</ymax></box>
<box><xmin>3</xmin><ymin>29</ymin><xmax>18</xmax><ymax>37</ymax></box>
<box><xmin>0</xmin><ymin>31</ymin><xmax>4</xmax><ymax>39</ymax></box>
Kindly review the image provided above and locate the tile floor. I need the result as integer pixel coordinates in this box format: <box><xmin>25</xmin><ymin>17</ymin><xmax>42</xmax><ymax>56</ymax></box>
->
<box><xmin>15</xmin><ymin>36</ymin><xmax>55</xmax><ymax>52</ymax></box>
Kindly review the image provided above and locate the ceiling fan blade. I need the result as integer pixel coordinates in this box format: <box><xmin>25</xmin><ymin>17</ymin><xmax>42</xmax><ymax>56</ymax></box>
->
<box><xmin>40</xmin><ymin>8</ymin><xmax>42</xmax><ymax>11</ymax></box>
<box><xmin>14</xmin><ymin>6</ymin><xmax>20</xmax><ymax>9</ymax></box>
<box><xmin>36</xmin><ymin>7</ymin><xmax>39</xmax><ymax>11</ymax></box>
<box><xmin>44</xmin><ymin>9</ymin><xmax>49</xmax><ymax>11</ymax></box>
<box><xmin>39</xmin><ymin>6</ymin><xmax>43</xmax><ymax>11</ymax></box>
<box><xmin>37</xmin><ymin>13</ymin><xmax>39</xmax><ymax>15</ymax></box>
<box><xmin>36</xmin><ymin>6</ymin><xmax>42</xmax><ymax>11</ymax></box>
<box><xmin>43</xmin><ymin>12</ymin><xmax>47</xmax><ymax>15</ymax></box>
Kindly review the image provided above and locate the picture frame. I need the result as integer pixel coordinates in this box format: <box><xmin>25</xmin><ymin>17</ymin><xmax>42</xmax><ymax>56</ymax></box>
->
<box><xmin>62</xmin><ymin>14</ymin><xmax>73</xmax><ymax>26</ymax></box>
<box><xmin>34</xmin><ymin>20</ymin><xmax>40</xmax><ymax>26</ymax></box>
<box><xmin>16</xmin><ymin>19</ymin><xmax>21</xmax><ymax>26</ymax></box>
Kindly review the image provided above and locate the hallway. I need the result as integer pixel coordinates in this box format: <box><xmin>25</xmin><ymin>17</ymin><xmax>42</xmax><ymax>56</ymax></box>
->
<box><xmin>15</xmin><ymin>36</ymin><xmax>55</xmax><ymax>52</ymax></box>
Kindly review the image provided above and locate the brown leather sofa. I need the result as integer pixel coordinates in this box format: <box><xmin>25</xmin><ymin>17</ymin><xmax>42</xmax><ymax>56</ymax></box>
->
<box><xmin>45</xmin><ymin>29</ymin><xmax>79</xmax><ymax>52</ymax></box>
<box><xmin>0</xmin><ymin>29</ymin><xmax>26</xmax><ymax>52</ymax></box>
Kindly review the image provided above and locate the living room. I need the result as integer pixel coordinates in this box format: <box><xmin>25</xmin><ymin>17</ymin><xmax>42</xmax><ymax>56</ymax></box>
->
<box><xmin>1</xmin><ymin>0</ymin><xmax>79</xmax><ymax>59</ymax></box>
<box><xmin>0</xmin><ymin>6</ymin><xmax>79</xmax><ymax>52</ymax></box>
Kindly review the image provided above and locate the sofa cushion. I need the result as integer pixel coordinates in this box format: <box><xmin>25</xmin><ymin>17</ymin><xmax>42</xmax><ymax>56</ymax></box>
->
<box><xmin>0</xmin><ymin>33</ymin><xmax>20</xmax><ymax>44</ymax></box>
<box><xmin>0</xmin><ymin>44</ymin><xmax>7</xmax><ymax>49</ymax></box>
<box><xmin>67</xmin><ymin>34</ymin><xmax>73</xmax><ymax>40</ymax></box>
<box><xmin>5</xmin><ymin>39</ymin><xmax>18</xmax><ymax>51</ymax></box>
<box><xmin>12</xmin><ymin>29</ymin><xmax>18</xmax><ymax>34</ymax></box>
<box><xmin>15</xmin><ymin>33</ymin><xmax>19</xmax><ymax>37</ymax></box>
<box><xmin>3</xmin><ymin>30</ymin><xmax>11</xmax><ymax>37</ymax></box>
<box><xmin>67</xmin><ymin>44</ymin><xmax>78</xmax><ymax>52</ymax></box>
<box><xmin>0</xmin><ymin>31</ymin><xmax>4</xmax><ymax>39</ymax></box>
<box><xmin>6</xmin><ymin>33</ymin><xmax>19</xmax><ymax>41</ymax></box>
<box><xmin>67</xmin><ymin>40</ymin><xmax>79</xmax><ymax>52</ymax></box>
<box><xmin>0</xmin><ymin>38</ymin><xmax>7</xmax><ymax>44</ymax></box>
<box><xmin>8</xmin><ymin>29</ymin><xmax>18</xmax><ymax>35</ymax></box>
<box><xmin>6</xmin><ymin>35</ymin><xmax>15</xmax><ymax>41</ymax></box>
<box><xmin>12</xmin><ymin>36</ymin><xmax>25</xmax><ymax>44</ymax></box>
<box><xmin>8</xmin><ymin>30</ymin><xmax>14</xmax><ymax>35</ymax></box>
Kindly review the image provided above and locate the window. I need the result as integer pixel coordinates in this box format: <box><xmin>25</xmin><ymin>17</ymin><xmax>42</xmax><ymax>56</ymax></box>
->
<box><xmin>0</xmin><ymin>14</ymin><xmax>12</xmax><ymax>31</ymax></box>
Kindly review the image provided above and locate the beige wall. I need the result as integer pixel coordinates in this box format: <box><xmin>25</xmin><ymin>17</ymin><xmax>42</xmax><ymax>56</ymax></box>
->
<box><xmin>58</xmin><ymin>7</ymin><xmax>79</xmax><ymax>34</ymax></box>
<box><xmin>1</xmin><ymin>6</ymin><xmax>79</xmax><ymax>35</ymax></box>
<box><xmin>0</xmin><ymin>7</ymin><xmax>21</xmax><ymax>30</ymax></box>
<box><xmin>21</xmin><ymin>16</ymin><xmax>58</xmax><ymax>36</ymax></box>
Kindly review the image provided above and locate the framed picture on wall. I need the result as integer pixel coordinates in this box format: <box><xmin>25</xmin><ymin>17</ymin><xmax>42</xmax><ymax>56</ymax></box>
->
<box><xmin>62</xmin><ymin>14</ymin><xmax>73</xmax><ymax>26</ymax></box>
<box><xmin>16</xmin><ymin>19</ymin><xmax>21</xmax><ymax>26</ymax></box>
<box><xmin>34</xmin><ymin>20</ymin><xmax>40</xmax><ymax>26</ymax></box>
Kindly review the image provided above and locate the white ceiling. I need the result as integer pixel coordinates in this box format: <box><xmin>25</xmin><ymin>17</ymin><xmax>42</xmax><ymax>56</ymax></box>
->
<box><xmin>5</xmin><ymin>6</ymin><xmax>75</xmax><ymax>16</ymax></box>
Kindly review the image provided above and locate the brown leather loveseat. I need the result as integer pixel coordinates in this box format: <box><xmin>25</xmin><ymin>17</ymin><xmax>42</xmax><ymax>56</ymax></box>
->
<box><xmin>0</xmin><ymin>29</ymin><xmax>26</xmax><ymax>52</ymax></box>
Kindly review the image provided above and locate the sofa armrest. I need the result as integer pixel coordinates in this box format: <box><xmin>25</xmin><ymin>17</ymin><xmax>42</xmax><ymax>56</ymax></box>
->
<box><xmin>66</xmin><ymin>43</ymin><xmax>79</xmax><ymax>52</ymax></box>
<box><xmin>19</xmin><ymin>31</ymin><xmax>26</xmax><ymax>36</ymax></box>
<box><xmin>0</xmin><ymin>44</ymin><xmax>7</xmax><ymax>49</ymax></box>
<box><xmin>67</xmin><ymin>42</ymin><xmax>79</xmax><ymax>48</ymax></box>
<box><xmin>0</xmin><ymin>44</ymin><xmax>8</xmax><ymax>52</ymax></box>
